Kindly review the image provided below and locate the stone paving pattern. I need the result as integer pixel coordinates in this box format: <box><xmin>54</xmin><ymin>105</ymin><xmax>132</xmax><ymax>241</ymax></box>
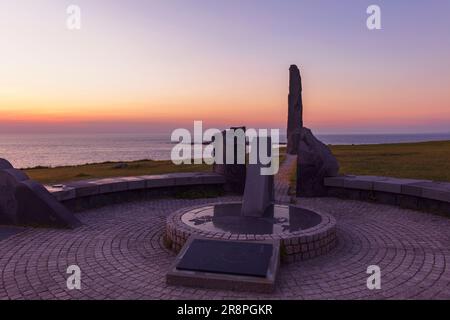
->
<box><xmin>1</xmin><ymin>195</ymin><xmax>450</xmax><ymax>300</ymax></box>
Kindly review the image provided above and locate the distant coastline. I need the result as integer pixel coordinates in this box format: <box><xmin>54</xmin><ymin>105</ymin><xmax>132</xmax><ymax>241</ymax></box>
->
<box><xmin>317</xmin><ymin>133</ymin><xmax>450</xmax><ymax>145</ymax></box>
<box><xmin>23</xmin><ymin>140</ymin><xmax>450</xmax><ymax>185</ymax></box>
<box><xmin>1</xmin><ymin>132</ymin><xmax>449</xmax><ymax>169</ymax></box>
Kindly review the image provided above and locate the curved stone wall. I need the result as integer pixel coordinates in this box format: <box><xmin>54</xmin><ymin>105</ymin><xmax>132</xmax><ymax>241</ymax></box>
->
<box><xmin>46</xmin><ymin>172</ymin><xmax>226</xmax><ymax>211</ymax></box>
<box><xmin>324</xmin><ymin>175</ymin><xmax>450</xmax><ymax>216</ymax></box>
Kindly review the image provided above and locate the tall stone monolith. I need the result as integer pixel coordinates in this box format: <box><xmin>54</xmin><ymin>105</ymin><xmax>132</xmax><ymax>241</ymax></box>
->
<box><xmin>285</xmin><ymin>64</ymin><xmax>340</xmax><ymax>196</ymax></box>
<box><xmin>287</xmin><ymin>65</ymin><xmax>303</xmax><ymax>155</ymax></box>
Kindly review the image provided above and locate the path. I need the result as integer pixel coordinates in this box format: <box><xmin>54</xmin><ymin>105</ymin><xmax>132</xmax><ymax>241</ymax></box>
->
<box><xmin>1</xmin><ymin>196</ymin><xmax>449</xmax><ymax>299</ymax></box>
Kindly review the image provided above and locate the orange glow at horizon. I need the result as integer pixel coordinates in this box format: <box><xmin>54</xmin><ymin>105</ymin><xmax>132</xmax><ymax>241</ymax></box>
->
<box><xmin>3</xmin><ymin>74</ymin><xmax>449</xmax><ymax>130</ymax></box>
<box><xmin>1</xmin><ymin>1</ymin><xmax>450</xmax><ymax>134</ymax></box>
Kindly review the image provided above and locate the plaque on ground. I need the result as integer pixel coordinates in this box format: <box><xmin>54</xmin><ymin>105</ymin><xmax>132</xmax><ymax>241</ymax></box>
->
<box><xmin>177</xmin><ymin>239</ymin><xmax>273</xmax><ymax>277</ymax></box>
<box><xmin>166</xmin><ymin>236</ymin><xmax>280</xmax><ymax>293</ymax></box>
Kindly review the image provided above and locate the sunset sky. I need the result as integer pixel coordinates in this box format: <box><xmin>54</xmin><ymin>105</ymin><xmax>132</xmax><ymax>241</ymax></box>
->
<box><xmin>1</xmin><ymin>0</ymin><xmax>450</xmax><ymax>134</ymax></box>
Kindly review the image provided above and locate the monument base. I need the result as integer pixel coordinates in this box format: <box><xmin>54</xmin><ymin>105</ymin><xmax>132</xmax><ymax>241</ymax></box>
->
<box><xmin>166</xmin><ymin>236</ymin><xmax>280</xmax><ymax>293</ymax></box>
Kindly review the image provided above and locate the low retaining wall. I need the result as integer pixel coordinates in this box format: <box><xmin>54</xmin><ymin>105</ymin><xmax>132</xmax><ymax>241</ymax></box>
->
<box><xmin>324</xmin><ymin>175</ymin><xmax>450</xmax><ymax>216</ymax></box>
<box><xmin>46</xmin><ymin>172</ymin><xmax>226</xmax><ymax>212</ymax></box>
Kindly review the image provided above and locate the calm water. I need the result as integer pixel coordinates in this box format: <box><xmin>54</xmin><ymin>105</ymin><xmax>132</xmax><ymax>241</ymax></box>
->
<box><xmin>1</xmin><ymin>133</ymin><xmax>449</xmax><ymax>169</ymax></box>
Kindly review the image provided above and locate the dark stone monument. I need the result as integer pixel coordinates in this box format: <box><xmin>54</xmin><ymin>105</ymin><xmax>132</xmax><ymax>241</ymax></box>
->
<box><xmin>287</xmin><ymin>65</ymin><xmax>303</xmax><ymax>155</ymax></box>
<box><xmin>286</xmin><ymin>65</ymin><xmax>340</xmax><ymax>197</ymax></box>
<box><xmin>241</xmin><ymin>136</ymin><xmax>274</xmax><ymax>217</ymax></box>
<box><xmin>213</xmin><ymin>127</ymin><xmax>246</xmax><ymax>193</ymax></box>
<box><xmin>166</xmin><ymin>66</ymin><xmax>340</xmax><ymax>293</ymax></box>
<box><xmin>168</xmin><ymin>134</ymin><xmax>280</xmax><ymax>292</ymax></box>
<box><xmin>0</xmin><ymin>158</ymin><xmax>81</xmax><ymax>229</ymax></box>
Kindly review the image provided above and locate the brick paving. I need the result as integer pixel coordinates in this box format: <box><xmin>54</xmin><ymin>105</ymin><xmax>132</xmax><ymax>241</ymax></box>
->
<box><xmin>1</xmin><ymin>195</ymin><xmax>450</xmax><ymax>300</ymax></box>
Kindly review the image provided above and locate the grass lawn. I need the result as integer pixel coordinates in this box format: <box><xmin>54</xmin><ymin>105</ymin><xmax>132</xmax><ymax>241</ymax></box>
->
<box><xmin>331</xmin><ymin>140</ymin><xmax>450</xmax><ymax>182</ymax></box>
<box><xmin>25</xmin><ymin>160</ymin><xmax>211</xmax><ymax>185</ymax></box>
<box><xmin>26</xmin><ymin>147</ymin><xmax>287</xmax><ymax>185</ymax></box>
<box><xmin>24</xmin><ymin>141</ymin><xmax>450</xmax><ymax>185</ymax></box>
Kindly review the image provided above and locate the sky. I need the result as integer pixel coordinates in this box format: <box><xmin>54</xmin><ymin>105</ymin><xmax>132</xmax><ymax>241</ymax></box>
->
<box><xmin>0</xmin><ymin>0</ymin><xmax>449</xmax><ymax>134</ymax></box>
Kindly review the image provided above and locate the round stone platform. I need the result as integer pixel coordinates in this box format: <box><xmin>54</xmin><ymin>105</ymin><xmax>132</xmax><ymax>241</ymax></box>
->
<box><xmin>165</xmin><ymin>202</ymin><xmax>337</xmax><ymax>262</ymax></box>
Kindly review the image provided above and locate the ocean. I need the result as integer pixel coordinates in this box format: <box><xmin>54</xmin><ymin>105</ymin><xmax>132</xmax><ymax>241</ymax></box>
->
<box><xmin>1</xmin><ymin>133</ymin><xmax>449</xmax><ymax>169</ymax></box>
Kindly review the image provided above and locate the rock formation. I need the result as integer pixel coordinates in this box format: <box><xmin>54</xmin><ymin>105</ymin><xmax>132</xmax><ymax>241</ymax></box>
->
<box><xmin>213</xmin><ymin>127</ymin><xmax>247</xmax><ymax>193</ymax></box>
<box><xmin>0</xmin><ymin>158</ymin><xmax>81</xmax><ymax>228</ymax></box>
<box><xmin>287</xmin><ymin>65</ymin><xmax>303</xmax><ymax>154</ymax></box>
<box><xmin>286</xmin><ymin>65</ymin><xmax>340</xmax><ymax>197</ymax></box>
<box><xmin>296</xmin><ymin>128</ymin><xmax>339</xmax><ymax>197</ymax></box>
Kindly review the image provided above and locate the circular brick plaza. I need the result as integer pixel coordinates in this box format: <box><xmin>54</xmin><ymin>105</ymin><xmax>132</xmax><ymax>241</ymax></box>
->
<box><xmin>0</xmin><ymin>196</ymin><xmax>449</xmax><ymax>300</ymax></box>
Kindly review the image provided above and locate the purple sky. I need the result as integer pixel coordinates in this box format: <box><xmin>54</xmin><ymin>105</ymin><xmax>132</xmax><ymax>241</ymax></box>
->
<box><xmin>0</xmin><ymin>0</ymin><xmax>449</xmax><ymax>134</ymax></box>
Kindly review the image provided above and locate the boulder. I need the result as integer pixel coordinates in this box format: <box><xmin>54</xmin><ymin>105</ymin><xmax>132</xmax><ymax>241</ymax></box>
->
<box><xmin>212</xmin><ymin>127</ymin><xmax>247</xmax><ymax>193</ymax></box>
<box><xmin>296</xmin><ymin>128</ymin><xmax>339</xmax><ymax>197</ymax></box>
<box><xmin>0</xmin><ymin>159</ymin><xmax>14</xmax><ymax>170</ymax></box>
<box><xmin>0</xmin><ymin>169</ymin><xmax>20</xmax><ymax>225</ymax></box>
<box><xmin>0</xmin><ymin>158</ymin><xmax>81</xmax><ymax>229</ymax></box>
<box><xmin>15</xmin><ymin>180</ymin><xmax>81</xmax><ymax>228</ymax></box>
